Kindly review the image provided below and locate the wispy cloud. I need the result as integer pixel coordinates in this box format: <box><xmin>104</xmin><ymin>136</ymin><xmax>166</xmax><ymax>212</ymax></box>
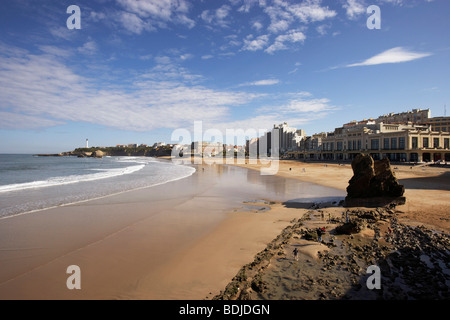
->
<box><xmin>200</xmin><ymin>5</ymin><xmax>232</xmax><ymax>28</ymax></box>
<box><xmin>265</xmin><ymin>29</ymin><xmax>306</xmax><ymax>54</ymax></box>
<box><xmin>346</xmin><ymin>47</ymin><xmax>433</xmax><ymax>67</ymax></box>
<box><xmin>0</xmin><ymin>45</ymin><xmax>262</xmax><ymax>132</ymax></box>
<box><xmin>239</xmin><ymin>79</ymin><xmax>280</xmax><ymax>87</ymax></box>
<box><xmin>242</xmin><ymin>34</ymin><xmax>270</xmax><ymax>51</ymax></box>
<box><xmin>77</xmin><ymin>40</ymin><xmax>98</xmax><ymax>56</ymax></box>
<box><xmin>256</xmin><ymin>92</ymin><xmax>339</xmax><ymax>122</ymax></box>
<box><xmin>343</xmin><ymin>0</ymin><xmax>366</xmax><ymax>20</ymax></box>
<box><xmin>115</xmin><ymin>0</ymin><xmax>195</xmax><ymax>33</ymax></box>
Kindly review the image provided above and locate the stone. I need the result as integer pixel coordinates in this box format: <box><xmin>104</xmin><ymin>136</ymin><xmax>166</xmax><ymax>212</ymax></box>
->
<box><xmin>92</xmin><ymin>150</ymin><xmax>105</xmax><ymax>158</ymax></box>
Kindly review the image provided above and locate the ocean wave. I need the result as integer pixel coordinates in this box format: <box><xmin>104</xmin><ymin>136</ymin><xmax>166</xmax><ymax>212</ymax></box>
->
<box><xmin>0</xmin><ymin>164</ymin><xmax>145</xmax><ymax>194</ymax></box>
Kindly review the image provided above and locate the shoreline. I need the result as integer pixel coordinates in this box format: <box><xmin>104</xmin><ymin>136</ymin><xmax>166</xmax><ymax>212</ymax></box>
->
<box><xmin>0</xmin><ymin>156</ymin><xmax>448</xmax><ymax>300</ymax></box>
<box><xmin>0</xmin><ymin>160</ymin><xmax>341</xmax><ymax>299</ymax></box>
<box><xmin>0</xmin><ymin>157</ymin><xmax>195</xmax><ymax>221</ymax></box>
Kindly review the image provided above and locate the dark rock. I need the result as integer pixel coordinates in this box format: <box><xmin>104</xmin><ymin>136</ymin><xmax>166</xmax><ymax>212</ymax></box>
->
<box><xmin>335</xmin><ymin>222</ymin><xmax>362</xmax><ymax>235</ymax></box>
<box><xmin>345</xmin><ymin>154</ymin><xmax>405</xmax><ymax>206</ymax></box>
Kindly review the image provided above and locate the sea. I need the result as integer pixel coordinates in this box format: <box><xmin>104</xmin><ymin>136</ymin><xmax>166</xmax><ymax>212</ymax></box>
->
<box><xmin>0</xmin><ymin>154</ymin><xmax>196</xmax><ymax>219</ymax></box>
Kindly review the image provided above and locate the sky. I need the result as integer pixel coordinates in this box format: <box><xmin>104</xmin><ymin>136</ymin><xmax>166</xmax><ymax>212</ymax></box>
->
<box><xmin>0</xmin><ymin>0</ymin><xmax>449</xmax><ymax>153</ymax></box>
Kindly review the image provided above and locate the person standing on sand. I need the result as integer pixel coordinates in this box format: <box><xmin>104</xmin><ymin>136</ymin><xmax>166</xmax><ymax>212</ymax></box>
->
<box><xmin>293</xmin><ymin>247</ymin><xmax>299</xmax><ymax>261</ymax></box>
<box><xmin>317</xmin><ymin>228</ymin><xmax>323</xmax><ymax>242</ymax></box>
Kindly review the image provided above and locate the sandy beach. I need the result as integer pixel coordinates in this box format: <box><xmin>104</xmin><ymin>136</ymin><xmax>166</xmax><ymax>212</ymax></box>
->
<box><xmin>214</xmin><ymin>159</ymin><xmax>450</xmax><ymax>300</ymax></box>
<box><xmin>0</xmin><ymin>157</ymin><xmax>448</xmax><ymax>300</ymax></box>
<box><xmin>0</xmin><ymin>160</ymin><xmax>340</xmax><ymax>300</ymax></box>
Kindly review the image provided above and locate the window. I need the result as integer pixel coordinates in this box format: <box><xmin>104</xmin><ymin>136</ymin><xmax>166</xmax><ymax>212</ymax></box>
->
<box><xmin>337</xmin><ymin>141</ymin><xmax>343</xmax><ymax>151</ymax></box>
<box><xmin>412</xmin><ymin>137</ymin><xmax>418</xmax><ymax>149</ymax></box>
<box><xmin>384</xmin><ymin>138</ymin><xmax>389</xmax><ymax>150</ymax></box>
<box><xmin>445</xmin><ymin>138</ymin><xmax>449</xmax><ymax>149</ymax></box>
<box><xmin>399</xmin><ymin>137</ymin><xmax>405</xmax><ymax>150</ymax></box>
<box><xmin>371</xmin><ymin>139</ymin><xmax>379</xmax><ymax>150</ymax></box>
<box><xmin>433</xmin><ymin>138</ymin><xmax>439</xmax><ymax>148</ymax></box>
<box><xmin>423</xmin><ymin>137</ymin><xmax>429</xmax><ymax>148</ymax></box>
<box><xmin>357</xmin><ymin>140</ymin><xmax>362</xmax><ymax>150</ymax></box>
<box><xmin>391</xmin><ymin>138</ymin><xmax>397</xmax><ymax>150</ymax></box>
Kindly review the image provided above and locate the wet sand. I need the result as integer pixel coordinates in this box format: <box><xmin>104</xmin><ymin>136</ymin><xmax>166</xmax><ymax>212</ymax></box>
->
<box><xmin>233</xmin><ymin>160</ymin><xmax>450</xmax><ymax>233</ymax></box>
<box><xmin>0</xmin><ymin>162</ymin><xmax>342</xmax><ymax>300</ymax></box>
<box><xmin>213</xmin><ymin>159</ymin><xmax>450</xmax><ymax>300</ymax></box>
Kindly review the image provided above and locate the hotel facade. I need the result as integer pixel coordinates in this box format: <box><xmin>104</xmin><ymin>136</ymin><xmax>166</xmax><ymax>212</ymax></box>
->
<box><xmin>252</xmin><ymin>109</ymin><xmax>450</xmax><ymax>163</ymax></box>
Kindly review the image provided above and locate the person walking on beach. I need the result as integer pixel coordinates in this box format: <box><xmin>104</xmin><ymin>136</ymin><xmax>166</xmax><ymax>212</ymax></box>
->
<box><xmin>317</xmin><ymin>228</ymin><xmax>324</xmax><ymax>243</ymax></box>
<box><xmin>293</xmin><ymin>247</ymin><xmax>299</xmax><ymax>261</ymax></box>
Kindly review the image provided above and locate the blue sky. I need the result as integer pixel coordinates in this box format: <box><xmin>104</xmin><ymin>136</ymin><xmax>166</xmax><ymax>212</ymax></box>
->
<box><xmin>0</xmin><ymin>0</ymin><xmax>449</xmax><ymax>153</ymax></box>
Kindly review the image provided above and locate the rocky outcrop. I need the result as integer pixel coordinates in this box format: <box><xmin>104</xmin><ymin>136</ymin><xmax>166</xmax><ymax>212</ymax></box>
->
<box><xmin>345</xmin><ymin>154</ymin><xmax>405</xmax><ymax>207</ymax></box>
<box><xmin>92</xmin><ymin>150</ymin><xmax>105</xmax><ymax>158</ymax></box>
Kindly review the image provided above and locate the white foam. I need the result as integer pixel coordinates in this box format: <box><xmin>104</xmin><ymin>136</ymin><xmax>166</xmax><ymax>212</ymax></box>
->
<box><xmin>0</xmin><ymin>164</ymin><xmax>145</xmax><ymax>193</ymax></box>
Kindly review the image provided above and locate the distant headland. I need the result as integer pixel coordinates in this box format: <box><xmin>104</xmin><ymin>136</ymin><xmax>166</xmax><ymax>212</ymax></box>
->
<box><xmin>35</xmin><ymin>145</ymin><xmax>173</xmax><ymax>158</ymax></box>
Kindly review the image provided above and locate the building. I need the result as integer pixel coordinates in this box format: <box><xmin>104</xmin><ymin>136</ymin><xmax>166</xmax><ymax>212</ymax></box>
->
<box><xmin>246</xmin><ymin>108</ymin><xmax>450</xmax><ymax>163</ymax></box>
<box><xmin>249</xmin><ymin>123</ymin><xmax>305</xmax><ymax>157</ymax></box>
<box><xmin>288</xmin><ymin>122</ymin><xmax>450</xmax><ymax>163</ymax></box>
<box><xmin>421</xmin><ymin>116</ymin><xmax>450</xmax><ymax>132</ymax></box>
<box><xmin>153</xmin><ymin>142</ymin><xmax>166</xmax><ymax>147</ymax></box>
<box><xmin>191</xmin><ymin>141</ymin><xmax>224</xmax><ymax>156</ymax></box>
<box><xmin>376</xmin><ymin>109</ymin><xmax>431</xmax><ymax>124</ymax></box>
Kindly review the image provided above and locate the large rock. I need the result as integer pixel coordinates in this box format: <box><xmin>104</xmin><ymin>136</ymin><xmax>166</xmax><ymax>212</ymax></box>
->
<box><xmin>345</xmin><ymin>154</ymin><xmax>405</xmax><ymax>207</ymax></box>
<box><xmin>92</xmin><ymin>150</ymin><xmax>105</xmax><ymax>158</ymax></box>
<box><xmin>346</xmin><ymin>154</ymin><xmax>375</xmax><ymax>198</ymax></box>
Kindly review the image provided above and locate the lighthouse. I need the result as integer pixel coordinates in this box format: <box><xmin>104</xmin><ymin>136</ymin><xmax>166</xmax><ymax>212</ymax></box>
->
<box><xmin>86</xmin><ymin>139</ymin><xmax>89</xmax><ymax>148</ymax></box>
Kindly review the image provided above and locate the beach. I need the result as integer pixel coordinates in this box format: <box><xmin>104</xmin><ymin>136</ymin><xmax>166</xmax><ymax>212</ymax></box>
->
<box><xmin>216</xmin><ymin>159</ymin><xmax>450</xmax><ymax>300</ymax></box>
<box><xmin>232</xmin><ymin>160</ymin><xmax>450</xmax><ymax>233</ymax></box>
<box><xmin>0</xmin><ymin>160</ymin><xmax>340</xmax><ymax>299</ymax></box>
<box><xmin>0</xmin><ymin>157</ymin><xmax>448</xmax><ymax>300</ymax></box>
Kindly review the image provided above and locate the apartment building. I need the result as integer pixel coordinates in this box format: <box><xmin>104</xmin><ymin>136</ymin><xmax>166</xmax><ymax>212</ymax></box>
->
<box><xmin>289</xmin><ymin>122</ymin><xmax>450</xmax><ymax>162</ymax></box>
<box><xmin>422</xmin><ymin>116</ymin><xmax>450</xmax><ymax>132</ymax></box>
<box><xmin>286</xmin><ymin>109</ymin><xmax>450</xmax><ymax>163</ymax></box>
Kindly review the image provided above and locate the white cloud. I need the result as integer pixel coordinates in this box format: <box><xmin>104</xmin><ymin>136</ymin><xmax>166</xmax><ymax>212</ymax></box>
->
<box><xmin>154</xmin><ymin>56</ymin><xmax>172</xmax><ymax>64</ymax></box>
<box><xmin>39</xmin><ymin>45</ymin><xmax>73</xmax><ymax>58</ymax></box>
<box><xmin>284</xmin><ymin>98</ymin><xmax>337</xmax><ymax>113</ymax></box>
<box><xmin>180</xmin><ymin>53</ymin><xmax>194</xmax><ymax>61</ymax></box>
<box><xmin>316</xmin><ymin>24</ymin><xmax>330</xmax><ymax>35</ymax></box>
<box><xmin>242</xmin><ymin>34</ymin><xmax>270</xmax><ymax>51</ymax></box>
<box><xmin>117</xmin><ymin>11</ymin><xmax>154</xmax><ymax>34</ymax></box>
<box><xmin>265</xmin><ymin>29</ymin><xmax>306</xmax><ymax>54</ymax></box>
<box><xmin>343</xmin><ymin>0</ymin><xmax>366</xmax><ymax>20</ymax></box>
<box><xmin>265</xmin><ymin>5</ymin><xmax>293</xmax><ymax>33</ymax></box>
<box><xmin>116</xmin><ymin>0</ymin><xmax>195</xmax><ymax>31</ymax></box>
<box><xmin>201</xmin><ymin>5</ymin><xmax>232</xmax><ymax>28</ymax></box>
<box><xmin>0</xmin><ymin>111</ymin><xmax>64</xmax><ymax>130</ymax></box>
<box><xmin>252</xmin><ymin>21</ymin><xmax>263</xmax><ymax>31</ymax></box>
<box><xmin>0</xmin><ymin>45</ymin><xmax>261</xmax><ymax>132</ymax></box>
<box><xmin>201</xmin><ymin>55</ymin><xmax>214</xmax><ymax>60</ymax></box>
<box><xmin>228</xmin><ymin>92</ymin><xmax>339</xmax><ymax>133</ymax></box>
<box><xmin>239</xmin><ymin>79</ymin><xmax>280</xmax><ymax>86</ymax></box>
<box><xmin>287</xmin><ymin>0</ymin><xmax>337</xmax><ymax>23</ymax></box>
<box><xmin>346</xmin><ymin>47</ymin><xmax>433</xmax><ymax>67</ymax></box>
<box><xmin>77</xmin><ymin>41</ymin><xmax>98</xmax><ymax>56</ymax></box>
